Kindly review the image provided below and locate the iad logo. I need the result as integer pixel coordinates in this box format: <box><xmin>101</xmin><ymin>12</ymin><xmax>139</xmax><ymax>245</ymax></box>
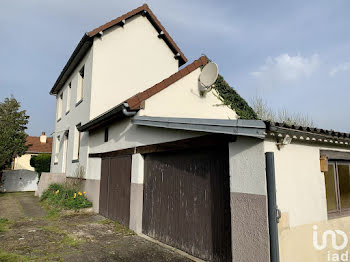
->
<box><xmin>313</xmin><ymin>225</ymin><xmax>349</xmax><ymax>261</ymax></box>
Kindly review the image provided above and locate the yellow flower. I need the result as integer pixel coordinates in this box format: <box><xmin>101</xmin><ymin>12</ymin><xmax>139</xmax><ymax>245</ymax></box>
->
<box><xmin>78</xmin><ymin>192</ymin><xmax>82</xmax><ymax>196</ymax></box>
<box><xmin>55</xmin><ymin>190</ymin><xmax>59</xmax><ymax>194</ymax></box>
<box><xmin>74</xmin><ymin>193</ymin><xmax>77</xmax><ymax>199</ymax></box>
<box><xmin>83</xmin><ymin>192</ymin><xmax>86</xmax><ymax>194</ymax></box>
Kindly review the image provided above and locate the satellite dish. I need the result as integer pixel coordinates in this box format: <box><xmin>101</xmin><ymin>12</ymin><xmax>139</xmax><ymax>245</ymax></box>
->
<box><xmin>199</xmin><ymin>62</ymin><xmax>218</xmax><ymax>92</ymax></box>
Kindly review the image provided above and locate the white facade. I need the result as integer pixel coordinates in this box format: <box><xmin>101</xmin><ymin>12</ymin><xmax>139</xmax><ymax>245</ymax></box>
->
<box><xmin>139</xmin><ymin>68</ymin><xmax>237</xmax><ymax>119</ymax></box>
<box><xmin>51</xmin><ymin>48</ymin><xmax>93</xmax><ymax>177</ymax></box>
<box><xmin>90</xmin><ymin>14</ymin><xmax>179</xmax><ymax>119</ymax></box>
<box><xmin>50</xmin><ymin>14</ymin><xmax>180</xmax><ymax>178</ymax></box>
<box><xmin>264</xmin><ymin>138</ymin><xmax>350</xmax><ymax>227</ymax></box>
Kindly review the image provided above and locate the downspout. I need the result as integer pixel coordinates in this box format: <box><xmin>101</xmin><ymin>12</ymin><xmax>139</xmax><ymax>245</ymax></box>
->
<box><xmin>122</xmin><ymin>102</ymin><xmax>137</xmax><ymax>117</ymax></box>
<box><xmin>266</xmin><ymin>152</ymin><xmax>280</xmax><ymax>262</ymax></box>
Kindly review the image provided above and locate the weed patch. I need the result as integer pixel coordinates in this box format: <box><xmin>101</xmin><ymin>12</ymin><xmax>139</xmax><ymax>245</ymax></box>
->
<box><xmin>0</xmin><ymin>250</ymin><xmax>29</xmax><ymax>262</ymax></box>
<box><xmin>0</xmin><ymin>218</ymin><xmax>12</xmax><ymax>232</ymax></box>
<box><xmin>114</xmin><ymin>220</ymin><xmax>135</xmax><ymax>236</ymax></box>
<box><xmin>40</xmin><ymin>184</ymin><xmax>92</xmax><ymax>210</ymax></box>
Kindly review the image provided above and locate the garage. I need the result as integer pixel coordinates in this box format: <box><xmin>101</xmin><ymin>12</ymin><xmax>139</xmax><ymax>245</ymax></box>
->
<box><xmin>99</xmin><ymin>155</ymin><xmax>131</xmax><ymax>226</ymax></box>
<box><xmin>142</xmin><ymin>146</ymin><xmax>232</xmax><ymax>262</ymax></box>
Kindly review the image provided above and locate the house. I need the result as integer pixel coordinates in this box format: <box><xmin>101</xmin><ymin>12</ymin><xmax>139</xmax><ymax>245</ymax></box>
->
<box><xmin>45</xmin><ymin>4</ymin><xmax>270</xmax><ymax>261</ymax></box>
<box><xmin>43</xmin><ymin>3</ymin><xmax>350</xmax><ymax>262</ymax></box>
<box><xmin>12</xmin><ymin>132</ymin><xmax>52</xmax><ymax>171</ymax></box>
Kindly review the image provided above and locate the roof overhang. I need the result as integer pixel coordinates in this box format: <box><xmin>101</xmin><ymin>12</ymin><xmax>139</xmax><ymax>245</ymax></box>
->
<box><xmin>132</xmin><ymin>116</ymin><xmax>266</xmax><ymax>139</ymax></box>
<box><xmin>78</xmin><ymin>103</ymin><xmax>138</xmax><ymax>132</ymax></box>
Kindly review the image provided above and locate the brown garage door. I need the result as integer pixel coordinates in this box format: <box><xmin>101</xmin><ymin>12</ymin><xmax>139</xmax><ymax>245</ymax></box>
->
<box><xmin>143</xmin><ymin>147</ymin><xmax>232</xmax><ymax>262</ymax></box>
<box><xmin>99</xmin><ymin>155</ymin><xmax>131</xmax><ymax>226</ymax></box>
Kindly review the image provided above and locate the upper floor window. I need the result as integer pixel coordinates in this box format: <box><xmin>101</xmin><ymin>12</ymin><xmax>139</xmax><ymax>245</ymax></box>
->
<box><xmin>77</xmin><ymin>66</ymin><xmax>85</xmax><ymax>104</ymax></box>
<box><xmin>57</xmin><ymin>93</ymin><xmax>63</xmax><ymax>120</ymax></box>
<box><xmin>66</xmin><ymin>82</ymin><xmax>71</xmax><ymax>113</ymax></box>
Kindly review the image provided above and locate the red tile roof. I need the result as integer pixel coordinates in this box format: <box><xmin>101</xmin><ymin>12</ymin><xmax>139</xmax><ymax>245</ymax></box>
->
<box><xmin>26</xmin><ymin>136</ymin><xmax>53</xmax><ymax>154</ymax></box>
<box><xmin>50</xmin><ymin>4</ymin><xmax>187</xmax><ymax>95</ymax></box>
<box><xmin>126</xmin><ymin>56</ymin><xmax>209</xmax><ymax>110</ymax></box>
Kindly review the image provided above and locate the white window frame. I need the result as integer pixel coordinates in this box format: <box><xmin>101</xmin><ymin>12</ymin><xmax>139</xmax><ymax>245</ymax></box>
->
<box><xmin>66</xmin><ymin>82</ymin><xmax>71</xmax><ymax>113</ymax></box>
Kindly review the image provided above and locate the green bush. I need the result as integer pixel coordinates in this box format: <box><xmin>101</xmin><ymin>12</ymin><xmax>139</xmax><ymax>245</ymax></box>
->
<box><xmin>40</xmin><ymin>183</ymin><xmax>92</xmax><ymax>210</ymax></box>
<box><xmin>30</xmin><ymin>154</ymin><xmax>51</xmax><ymax>178</ymax></box>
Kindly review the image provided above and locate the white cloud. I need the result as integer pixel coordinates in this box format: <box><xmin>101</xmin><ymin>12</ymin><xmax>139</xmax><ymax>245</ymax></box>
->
<box><xmin>329</xmin><ymin>62</ymin><xmax>350</xmax><ymax>77</ymax></box>
<box><xmin>251</xmin><ymin>54</ymin><xmax>320</xmax><ymax>86</ymax></box>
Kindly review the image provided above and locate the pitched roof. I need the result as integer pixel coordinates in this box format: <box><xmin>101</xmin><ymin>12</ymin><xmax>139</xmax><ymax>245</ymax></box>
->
<box><xmin>50</xmin><ymin>4</ymin><xmax>187</xmax><ymax>95</ymax></box>
<box><xmin>26</xmin><ymin>136</ymin><xmax>53</xmax><ymax>153</ymax></box>
<box><xmin>126</xmin><ymin>56</ymin><xmax>208</xmax><ymax>110</ymax></box>
<box><xmin>265</xmin><ymin>121</ymin><xmax>350</xmax><ymax>145</ymax></box>
<box><xmin>79</xmin><ymin>56</ymin><xmax>208</xmax><ymax>132</ymax></box>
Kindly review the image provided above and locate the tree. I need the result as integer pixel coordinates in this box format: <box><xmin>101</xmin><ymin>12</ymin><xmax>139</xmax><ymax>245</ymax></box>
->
<box><xmin>251</xmin><ymin>96</ymin><xmax>315</xmax><ymax>127</ymax></box>
<box><xmin>0</xmin><ymin>96</ymin><xmax>29</xmax><ymax>171</ymax></box>
<box><xmin>30</xmin><ymin>154</ymin><xmax>51</xmax><ymax>178</ymax></box>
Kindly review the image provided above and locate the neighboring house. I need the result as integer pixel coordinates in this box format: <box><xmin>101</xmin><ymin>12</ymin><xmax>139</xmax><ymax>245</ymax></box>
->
<box><xmin>12</xmin><ymin>132</ymin><xmax>52</xmax><ymax>171</ymax></box>
<box><xmin>45</xmin><ymin>4</ymin><xmax>350</xmax><ymax>262</ymax></box>
<box><xmin>1</xmin><ymin>132</ymin><xmax>52</xmax><ymax>193</ymax></box>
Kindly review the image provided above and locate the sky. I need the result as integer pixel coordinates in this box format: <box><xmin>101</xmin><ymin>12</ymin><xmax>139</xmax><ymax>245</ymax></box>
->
<box><xmin>1</xmin><ymin>0</ymin><xmax>350</xmax><ymax>135</ymax></box>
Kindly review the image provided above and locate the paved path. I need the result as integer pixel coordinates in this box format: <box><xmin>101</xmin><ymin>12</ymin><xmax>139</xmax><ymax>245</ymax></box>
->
<box><xmin>0</xmin><ymin>192</ymin><xmax>46</xmax><ymax>219</ymax></box>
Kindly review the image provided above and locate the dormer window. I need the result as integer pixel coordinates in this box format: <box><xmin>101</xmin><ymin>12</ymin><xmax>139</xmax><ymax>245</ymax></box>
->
<box><xmin>76</xmin><ymin>66</ymin><xmax>85</xmax><ymax>105</ymax></box>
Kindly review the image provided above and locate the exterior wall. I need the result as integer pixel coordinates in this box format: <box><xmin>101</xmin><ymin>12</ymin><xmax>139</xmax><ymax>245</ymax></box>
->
<box><xmin>50</xmin><ymin>48</ymin><xmax>94</xmax><ymax>178</ymax></box>
<box><xmin>139</xmin><ymin>68</ymin><xmax>238</xmax><ymax>119</ymax></box>
<box><xmin>90</xmin><ymin>14</ymin><xmax>178</xmax><ymax>119</ymax></box>
<box><xmin>264</xmin><ymin>138</ymin><xmax>350</xmax><ymax>262</ymax></box>
<box><xmin>88</xmin><ymin>118</ymin><xmax>203</xmax><ymax>156</ymax></box>
<box><xmin>83</xmin><ymin>179</ymin><xmax>100</xmax><ymax>213</ymax></box>
<box><xmin>229</xmin><ymin>137</ymin><xmax>270</xmax><ymax>262</ymax></box>
<box><xmin>35</xmin><ymin>172</ymin><xmax>66</xmax><ymax>197</ymax></box>
<box><xmin>263</xmin><ymin>139</ymin><xmax>350</xmax><ymax>227</ymax></box>
<box><xmin>13</xmin><ymin>153</ymin><xmax>37</xmax><ymax>171</ymax></box>
<box><xmin>278</xmin><ymin>216</ymin><xmax>350</xmax><ymax>262</ymax></box>
<box><xmin>0</xmin><ymin>170</ymin><xmax>38</xmax><ymax>192</ymax></box>
<box><xmin>129</xmin><ymin>154</ymin><xmax>144</xmax><ymax>233</ymax></box>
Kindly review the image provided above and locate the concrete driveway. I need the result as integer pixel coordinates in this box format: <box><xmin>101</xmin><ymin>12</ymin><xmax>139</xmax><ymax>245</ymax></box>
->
<box><xmin>0</xmin><ymin>192</ymin><xmax>192</xmax><ymax>262</ymax></box>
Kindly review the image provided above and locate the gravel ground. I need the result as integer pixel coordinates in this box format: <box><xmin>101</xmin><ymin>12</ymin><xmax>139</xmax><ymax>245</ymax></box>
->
<box><xmin>0</xmin><ymin>192</ymin><xmax>192</xmax><ymax>262</ymax></box>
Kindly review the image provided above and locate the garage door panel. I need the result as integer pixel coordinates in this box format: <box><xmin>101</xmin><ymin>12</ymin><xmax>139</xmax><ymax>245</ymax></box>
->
<box><xmin>143</xmin><ymin>147</ymin><xmax>231</xmax><ymax>262</ymax></box>
<box><xmin>99</xmin><ymin>155</ymin><xmax>131</xmax><ymax>227</ymax></box>
<box><xmin>99</xmin><ymin>158</ymin><xmax>110</xmax><ymax>218</ymax></box>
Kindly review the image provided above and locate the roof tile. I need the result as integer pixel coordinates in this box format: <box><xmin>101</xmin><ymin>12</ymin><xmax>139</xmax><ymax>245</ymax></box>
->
<box><xmin>26</xmin><ymin>136</ymin><xmax>53</xmax><ymax>153</ymax></box>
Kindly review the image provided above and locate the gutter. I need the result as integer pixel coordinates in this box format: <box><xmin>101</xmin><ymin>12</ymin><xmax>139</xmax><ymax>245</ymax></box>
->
<box><xmin>78</xmin><ymin>102</ymin><xmax>137</xmax><ymax>132</ymax></box>
<box><xmin>132</xmin><ymin>116</ymin><xmax>266</xmax><ymax>139</ymax></box>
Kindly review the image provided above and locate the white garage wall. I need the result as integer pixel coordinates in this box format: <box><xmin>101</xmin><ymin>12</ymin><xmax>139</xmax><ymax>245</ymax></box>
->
<box><xmin>264</xmin><ymin>139</ymin><xmax>350</xmax><ymax>227</ymax></box>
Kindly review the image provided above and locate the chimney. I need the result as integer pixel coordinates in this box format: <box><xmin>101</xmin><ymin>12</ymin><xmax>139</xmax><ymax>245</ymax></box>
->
<box><xmin>40</xmin><ymin>132</ymin><xmax>47</xmax><ymax>143</ymax></box>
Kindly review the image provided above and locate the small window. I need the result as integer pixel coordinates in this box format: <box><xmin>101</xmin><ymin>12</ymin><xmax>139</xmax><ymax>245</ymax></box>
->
<box><xmin>66</xmin><ymin>82</ymin><xmax>71</xmax><ymax>113</ymax></box>
<box><xmin>54</xmin><ymin>136</ymin><xmax>60</xmax><ymax>163</ymax></box>
<box><xmin>57</xmin><ymin>93</ymin><xmax>63</xmax><ymax>120</ymax></box>
<box><xmin>104</xmin><ymin>127</ymin><xmax>109</xmax><ymax>142</ymax></box>
<box><xmin>77</xmin><ymin>66</ymin><xmax>85</xmax><ymax>103</ymax></box>
<box><xmin>73</xmin><ymin>124</ymin><xmax>81</xmax><ymax>160</ymax></box>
